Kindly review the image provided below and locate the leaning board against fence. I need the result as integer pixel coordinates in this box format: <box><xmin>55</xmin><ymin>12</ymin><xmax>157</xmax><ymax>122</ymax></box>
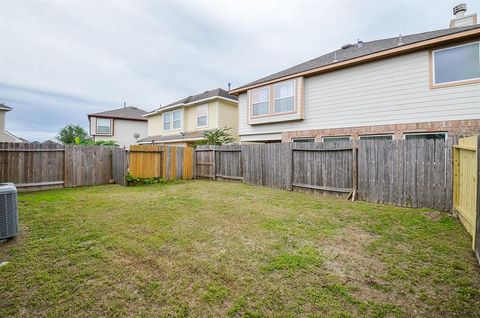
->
<box><xmin>357</xmin><ymin>139</ymin><xmax>453</xmax><ymax>211</ymax></box>
<box><xmin>129</xmin><ymin>145</ymin><xmax>194</xmax><ymax>180</ymax></box>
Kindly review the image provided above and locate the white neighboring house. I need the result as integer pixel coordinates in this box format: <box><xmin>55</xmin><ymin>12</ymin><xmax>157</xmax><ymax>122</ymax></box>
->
<box><xmin>0</xmin><ymin>103</ymin><xmax>25</xmax><ymax>142</ymax></box>
<box><xmin>88</xmin><ymin>106</ymin><xmax>148</xmax><ymax>148</ymax></box>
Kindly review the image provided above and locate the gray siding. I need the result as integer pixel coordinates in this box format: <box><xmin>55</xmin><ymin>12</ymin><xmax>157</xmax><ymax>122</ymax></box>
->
<box><xmin>239</xmin><ymin>49</ymin><xmax>480</xmax><ymax>137</ymax></box>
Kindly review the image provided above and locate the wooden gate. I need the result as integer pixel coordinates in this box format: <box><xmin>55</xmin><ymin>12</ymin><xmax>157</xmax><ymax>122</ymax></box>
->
<box><xmin>129</xmin><ymin>145</ymin><xmax>194</xmax><ymax>180</ymax></box>
<box><xmin>453</xmin><ymin>135</ymin><xmax>477</xmax><ymax>251</ymax></box>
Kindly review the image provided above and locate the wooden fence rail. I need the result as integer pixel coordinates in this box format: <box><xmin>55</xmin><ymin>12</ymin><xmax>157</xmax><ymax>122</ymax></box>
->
<box><xmin>0</xmin><ymin>142</ymin><xmax>129</xmax><ymax>191</ymax></box>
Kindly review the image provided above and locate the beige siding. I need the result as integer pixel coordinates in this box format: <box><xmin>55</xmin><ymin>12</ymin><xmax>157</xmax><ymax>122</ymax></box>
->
<box><xmin>239</xmin><ymin>49</ymin><xmax>480</xmax><ymax>138</ymax></box>
<box><xmin>217</xmin><ymin>100</ymin><xmax>239</xmax><ymax>137</ymax></box>
<box><xmin>183</xmin><ymin>102</ymin><xmax>218</xmax><ymax>131</ymax></box>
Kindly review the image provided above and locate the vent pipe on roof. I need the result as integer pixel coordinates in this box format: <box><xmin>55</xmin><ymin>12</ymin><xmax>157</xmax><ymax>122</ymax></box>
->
<box><xmin>124</xmin><ymin>101</ymin><xmax>126</xmax><ymax>108</ymax></box>
<box><xmin>450</xmin><ymin>3</ymin><xmax>477</xmax><ymax>28</ymax></box>
<box><xmin>228</xmin><ymin>82</ymin><xmax>231</xmax><ymax>91</ymax></box>
<box><xmin>397</xmin><ymin>34</ymin><xmax>404</xmax><ymax>46</ymax></box>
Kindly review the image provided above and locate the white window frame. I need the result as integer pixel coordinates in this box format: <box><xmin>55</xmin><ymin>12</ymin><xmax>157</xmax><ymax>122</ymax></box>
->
<box><xmin>432</xmin><ymin>41</ymin><xmax>480</xmax><ymax>86</ymax></box>
<box><xmin>403</xmin><ymin>132</ymin><xmax>447</xmax><ymax>140</ymax></box>
<box><xmin>196</xmin><ymin>104</ymin><xmax>208</xmax><ymax>128</ymax></box>
<box><xmin>359</xmin><ymin>134</ymin><xmax>394</xmax><ymax>140</ymax></box>
<box><xmin>251</xmin><ymin>86</ymin><xmax>270</xmax><ymax>117</ymax></box>
<box><xmin>273</xmin><ymin>80</ymin><xmax>296</xmax><ymax>114</ymax></box>
<box><xmin>163</xmin><ymin>109</ymin><xmax>182</xmax><ymax>131</ymax></box>
<box><xmin>322</xmin><ymin>136</ymin><xmax>352</xmax><ymax>142</ymax></box>
<box><xmin>96</xmin><ymin>118</ymin><xmax>112</xmax><ymax>135</ymax></box>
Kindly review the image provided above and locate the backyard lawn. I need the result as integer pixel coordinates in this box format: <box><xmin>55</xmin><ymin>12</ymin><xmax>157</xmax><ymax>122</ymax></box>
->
<box><xmin>1</xmin><ymin>180</ymin><xmax>479</xmax><ymax>318</ymax></box>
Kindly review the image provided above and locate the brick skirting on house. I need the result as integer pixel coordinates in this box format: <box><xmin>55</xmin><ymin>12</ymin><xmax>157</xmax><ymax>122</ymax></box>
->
<box><xmin>281</xmin><ymin>119</ymin><xmax>480</xmax><ymax>142</ymax></box>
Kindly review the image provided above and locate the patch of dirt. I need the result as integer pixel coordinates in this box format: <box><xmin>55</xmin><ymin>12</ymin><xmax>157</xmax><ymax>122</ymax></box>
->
<box><xmin>423</xmin><ymin>211</ymin><xmax>442</xmax><ymax>221</ymax></box>
<box><xmin>322</xmin><ymin>226</ymin><xmax>427</xmax><ymax>316</ymax></box>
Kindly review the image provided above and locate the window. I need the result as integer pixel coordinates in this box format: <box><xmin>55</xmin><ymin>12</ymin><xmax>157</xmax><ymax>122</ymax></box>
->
<box><xmin>359</xmin><ymin>134</ymin><xmax>393</xmax><ymax>140</ymax></box>
<box><xmin>196</xmin><ymin>104</ymin><xmax>208</xmax><ymax>128</ymax></box>
<box><xmin>274</xmin><ymin>80</ymin><xmax>295</xmax><ymax>113</ymax></box>
<box><xmin>252</xmin><ymin>87</ymin><xmax>270</xmax><ymax>116</ymax></box>
<box><xmin>172</xmin><ymin>110</ymin><xmax>181</xmax><ymax>129</ymax></box>
<box><xmin>96</xmin><ymin>118</ymin><xmax>111</xmax><ymax>134</ymax></box>
<box><xmin>163</xmin><ymin>112</ymin><xmax>171</xmax><ymax>131</ymax></box>
<box><xmin>322</xmin><ymin>136</ymin><xmax>351</xmax><ymax>142</ymax></box>
<box><xmin>292</xmin><ymin>138</ymin><xmax>314</xmax><ymax>143</ymax></box>
<box><xmin>432</xmin><ymin>42</ymin><xmax>480</xmax><ymax>85</ymax></box>
<box><xmin>404</xmin><ymin>132</ymin><xmax>446</xmax><ymax>140</ymax></box>
<box><xmin>163</xmin><ymin>110</ymin><xmax>182</xmax><ymax>131</ymax></box>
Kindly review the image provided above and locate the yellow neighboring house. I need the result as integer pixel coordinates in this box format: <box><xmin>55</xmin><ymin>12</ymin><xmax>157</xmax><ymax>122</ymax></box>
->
<box><xmin>139</xmin><ymin>88</ymin><xmax>238</xmax><ymax>147</ymax></box>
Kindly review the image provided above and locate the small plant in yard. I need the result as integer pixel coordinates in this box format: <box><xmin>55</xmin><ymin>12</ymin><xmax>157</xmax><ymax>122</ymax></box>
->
<box><xmin>195</xmin><ymin>127</ymin><xmax>235</xmax><ymax>146</ymax></box>
<box><xmin>125</xmin><ymin>173</ymin><xmax>169</xmax><ymax>186</ymax></box>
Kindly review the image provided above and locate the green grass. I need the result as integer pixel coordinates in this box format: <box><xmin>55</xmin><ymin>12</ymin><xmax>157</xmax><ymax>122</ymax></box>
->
<box><xmin>0</xmin><ymin>180</ymin><xmax>479</xmax><ymax>317</ymax></box>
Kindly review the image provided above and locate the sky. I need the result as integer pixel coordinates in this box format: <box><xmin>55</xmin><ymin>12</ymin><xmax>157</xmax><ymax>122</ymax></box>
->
<box><xmin>0</xmin><ymin>0</ymin><xmax>478</xmax><ymax>141</ymax></box>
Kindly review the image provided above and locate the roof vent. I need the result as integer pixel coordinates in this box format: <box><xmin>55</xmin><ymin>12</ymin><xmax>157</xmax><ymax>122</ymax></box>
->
<box><xmin>453</xmin><ymin>3</ymin><xmax>467</xmax><ymax>17</ymax></box>
<box><xmin>450</xmin><ymin>3</ymin><xmax>476</xmax><ymax>28</ymax></box>
<box><xmin>397</xmin><ymin>34</ymin><xmax>404</xmax><ymax>46</ymax></box>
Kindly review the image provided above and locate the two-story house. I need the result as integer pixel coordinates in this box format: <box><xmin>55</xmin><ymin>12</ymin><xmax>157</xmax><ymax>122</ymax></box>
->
<box><xmin>139</xmin><ymin>88</ymin><xmax>238</xmax><ymax>146</ymax></box>
<box><xmin>230</xmin><ymin>4</ymin><xmax>480</xmax><ymax>143</ymax></box>
<box><xmin>0</xmin><ymin>103</ymin><xmax>25</xmax><ymax>142</ymax></box>
<box><xmin>88</xmin><ymin>106</ymin><xmax>148</xmax><ymax>148</ymax></box>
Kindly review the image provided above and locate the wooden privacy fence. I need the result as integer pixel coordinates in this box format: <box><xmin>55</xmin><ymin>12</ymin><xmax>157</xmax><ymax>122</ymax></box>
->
<box><xmin>196</xmin><ymin>142</ymin><xmax>355</xmax><ymax>193</ymax></box>
<box><xmin>129</xmin><ymin>145</ymin><xmax>194</xmax><ymax>180</ymax></box>
<box><xmin>453</xmin><ymin>135</ymin><xmax>478</xmax><ymax>254</ymax></box>
<box><xmin>196</xmin><ymin>139</ymin><xmax>453</xmax><ymax>211</ymax></box>
<box><xmin>357</xmin><ymin>139</ymin><xmax>453</xmax><ymax>211</ymax></box>
<box><xmin>0</xmin><ymin>142</ymin><xmax>129</xmax><ymax>191</ymax></box>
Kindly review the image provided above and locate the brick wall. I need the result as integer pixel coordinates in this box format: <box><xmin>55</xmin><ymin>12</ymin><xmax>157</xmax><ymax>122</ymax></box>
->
<box><xmin>282</xmin><ymin>119</ymin><xmax>480</xmax><ymax>142</ymax></box>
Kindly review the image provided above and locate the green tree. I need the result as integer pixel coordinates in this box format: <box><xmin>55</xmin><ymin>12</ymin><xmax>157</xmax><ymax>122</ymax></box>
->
<box><xmin>56</xmin><ymin>124</ymin><xmax>89</xmax><ymax>144</ymax></box>
<box><xmin>196</xmin><ymin>127</ymin><xmax>235</xmax><ymax>146</ymax></box>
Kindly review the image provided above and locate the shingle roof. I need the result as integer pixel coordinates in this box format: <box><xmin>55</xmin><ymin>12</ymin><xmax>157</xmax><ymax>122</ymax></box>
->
<box><xmin>162</xmin><ymin>88</ymin><xmax>237</xmax><ymax>109</ymax></box>
<box><xmin>234</xmin><ymin>24</ymin><xmax>480</xmax><ymax>91</ymax></box>
<box><xmin>88</xmin><ymin>106</ymin><xmax>148</xmax><ymax>121</ymax></box>
<box><xmin>0</xmin><ymin>103</ymin><xmax>13</xmax><ymax>111</ymax></box>
<box><xmin>137</xmin><ymin>131</ymin><xmax>206</xmax><ymax>143</ymax></box>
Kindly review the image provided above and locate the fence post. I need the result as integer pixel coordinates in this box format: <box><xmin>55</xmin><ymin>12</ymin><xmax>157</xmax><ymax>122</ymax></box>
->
<box><xmin>289</xmin><ymin>144</ymin><xmax>294</xmax><ymax>191</ymax></box>
<box><xmin>212</xmin><ymin>148</ymin><xmax>216</xmax><ymax>181</ymax></box>
<box><xmin>476</xmin><ymin>134</ymin><xmax>480</xmax><ymax>263</ymax></box>
<box><xmin>352</xmin><ymin>144</ymin><xmax>357</xmax><ymax>201</ymax></box>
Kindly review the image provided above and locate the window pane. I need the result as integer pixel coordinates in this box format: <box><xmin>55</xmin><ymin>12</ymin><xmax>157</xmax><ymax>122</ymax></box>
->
<box><xmin>197</xmin><ymin>104</ymin><xmax>208</xmax><ymax>117</ymax></box>
<box><xmin>434</xmin><ymin>43</ymin><xmax>480</xmax><ymax>84</ymax></box>
<box><xmin>323</xmin><ymin>137</ymin><xmax>350</xmax><ymax>142</ymax></box>
<box><xmin>173</xmin><ymin>110</ymin><xmax>181</xmax><ymax>120</ymax></box>
<box><xmin>275</xmin><ymin>97</ymin><xmax>294</xmax><ymax>113</ymax></box>
<box><xmin>97</xmin><ymin>118</ymin><xmax>110</xmax><ymax>133</ymax></box>
<box><xmin>275</xmin><ymin>81</ymin><xmax>294</xmax><ymax>99</ymax></box>
<box><xmin>163</xmin><ymin>122</ymin><xmax>171</xmax><ymax>130</ymax></box>
<box><xmin>197</xmin><ymin>116</ymin><xmax>207</xmax><ymax>127</ymax></box>
<box><xmin>252</xmin><ymin>87</ymin><xmax>269</xmax><ymax>103</ymax></box>
<box><xmin>163</xmin><ymin>113</ymin><xmax>171</xmax><ymax>123</ymax></box>
<box><xmin>292</xmin><ymin>138</ymin><xmax>314</xmax><ymax>143</ymax></box>
<box><xmin>359</xmin><ymin>135</ymin><xmax>393</xmax><ymax>140</ymax></box>
<box><xmin>405</xmin><ymin>133</ymin><xmax>445</xmax><ymax>140</ymax></box>
<box><xmin>173</xmin><ymin>120</ymin><xmax>180</xmax><ymax>129</ymax></box>
<box><xmin>253</xmin><ymin>102</ymin><xmax>269</xmax><ymax>116</ymax></box>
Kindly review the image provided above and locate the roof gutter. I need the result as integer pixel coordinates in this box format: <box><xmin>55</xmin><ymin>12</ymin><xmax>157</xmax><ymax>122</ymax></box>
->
<box><xmin>229</xmin><ymin>28</ymin><xmax>480</xmax><ymax>95</ymax></box>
